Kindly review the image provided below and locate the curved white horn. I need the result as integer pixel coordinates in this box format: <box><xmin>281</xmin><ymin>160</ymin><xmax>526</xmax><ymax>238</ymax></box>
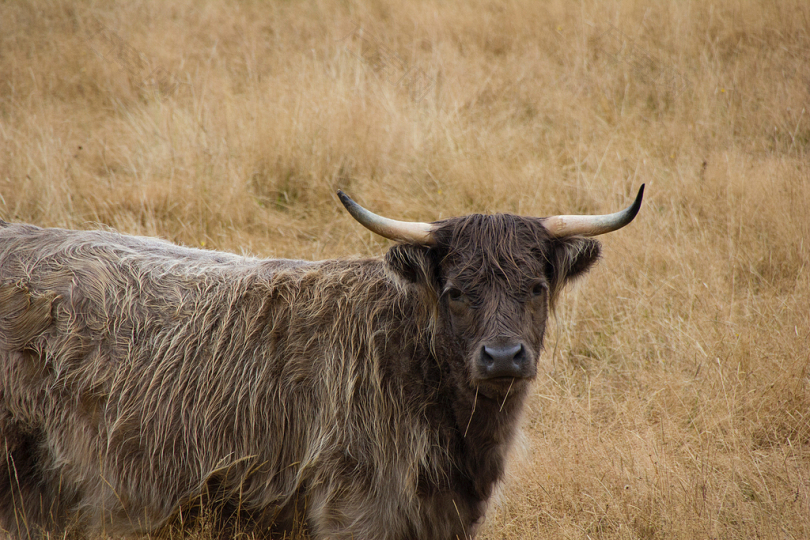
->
<box><xmin>338</xmin><ymin>191</ymin><xmax>436</xmax><ymax>245</ymax></box>
<box><xmin>541</xmin><ymin>185</ymin><xmax>645</xmax><ymax>237</ymax></box>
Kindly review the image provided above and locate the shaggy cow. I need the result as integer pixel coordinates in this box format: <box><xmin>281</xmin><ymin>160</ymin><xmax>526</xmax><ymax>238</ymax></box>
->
<box><xmin>0</xmin><ymin>187</ymin><xmax>643</xmax><ymax>539</ymax></box>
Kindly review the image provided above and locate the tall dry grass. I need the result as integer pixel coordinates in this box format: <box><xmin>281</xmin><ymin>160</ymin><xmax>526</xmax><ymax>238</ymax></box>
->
<box><xmin>1</xmin><ymin>0</ymin><xmax>808</xmax><ymax>538</ymax></box>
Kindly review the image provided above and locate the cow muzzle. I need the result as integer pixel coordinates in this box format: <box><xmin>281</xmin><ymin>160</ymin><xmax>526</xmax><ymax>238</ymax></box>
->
<box><xmin>475</xmin><ymin>341</ymin><xmax>534</xmax><ymax>381</ymax></box>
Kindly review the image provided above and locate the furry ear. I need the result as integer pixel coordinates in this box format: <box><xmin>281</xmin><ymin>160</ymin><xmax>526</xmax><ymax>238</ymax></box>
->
<box><xmin>545</xmin><ymin>238</ymin><xmax>601</xmax><ymax>303</ymax></box>
<box><xmin>385</xmin><ymin>244</ymin><xmax>438</xmax><ymax>290</ymax></box>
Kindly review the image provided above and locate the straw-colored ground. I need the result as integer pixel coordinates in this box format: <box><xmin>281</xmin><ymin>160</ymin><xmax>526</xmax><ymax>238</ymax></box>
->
<box><xmin>1</xmin><ymin>0</ymin><xmax>808</xmax><ymax>538</ymax></box>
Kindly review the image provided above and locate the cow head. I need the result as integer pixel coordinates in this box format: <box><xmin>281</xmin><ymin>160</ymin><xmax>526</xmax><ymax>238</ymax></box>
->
<box><xmin>338</xmin><ymin>187</ymin><xmax>643</xmax><ymax>400</ymax></box>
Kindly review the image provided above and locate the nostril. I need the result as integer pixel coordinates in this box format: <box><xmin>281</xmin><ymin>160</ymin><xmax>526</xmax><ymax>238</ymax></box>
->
<box><xmin>513</xmin><ymin>344</ymin><xmax>525</xmax><ymax>364</ymax></box>
<box><xmin>480</xmin><ymin>346</ymin><xmax>495</xmax><ymax>365</ymax></box>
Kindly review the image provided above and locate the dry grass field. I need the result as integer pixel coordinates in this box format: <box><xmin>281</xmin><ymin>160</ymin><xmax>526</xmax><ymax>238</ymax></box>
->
<box><xmin>2</xmin><ymin>0</ymin><xmax>809</xmax><ymax>538</ymax></box>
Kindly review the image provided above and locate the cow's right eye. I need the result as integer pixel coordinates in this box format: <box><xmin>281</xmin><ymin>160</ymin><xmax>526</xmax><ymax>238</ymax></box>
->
<box><xmin>531</xmin><ymin>282</ymin><xmax>548</xmax><ymax>297</ymax></box>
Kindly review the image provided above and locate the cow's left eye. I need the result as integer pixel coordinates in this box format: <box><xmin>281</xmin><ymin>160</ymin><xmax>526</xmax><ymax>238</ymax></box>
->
<box><xmin>531</xmin><ymin>282</ymin><xmax>548</xmax><ymax>297</ymax></box>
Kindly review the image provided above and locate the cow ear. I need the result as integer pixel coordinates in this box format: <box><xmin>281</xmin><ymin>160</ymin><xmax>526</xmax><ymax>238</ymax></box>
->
<box><xmin>546</xmin><ymin>238</ymin><xmax>601</xmax><ymax>302</ymax></box>
<box><xmin>385</xmin><ymin>244</ymin><xmax>438</xmax><ymax>290</ymax></box>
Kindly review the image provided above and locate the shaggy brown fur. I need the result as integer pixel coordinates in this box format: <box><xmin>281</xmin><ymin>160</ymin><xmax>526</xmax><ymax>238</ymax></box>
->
<box><xmin>0</xmin><ymin>213</ymin><xmax>604</xmax><ymax>539</ymax></box>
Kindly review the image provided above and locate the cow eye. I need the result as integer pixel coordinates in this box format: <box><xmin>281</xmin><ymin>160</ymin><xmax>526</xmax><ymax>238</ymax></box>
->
<box><xmin>446</xmin><ymin>288</ymin><xmax>467</xmax><ymax>303</ymax></box>
<box><xmin>531</xmin><ymin>282</ymin><xmax>548</xmax><ymax>297</ymax></box>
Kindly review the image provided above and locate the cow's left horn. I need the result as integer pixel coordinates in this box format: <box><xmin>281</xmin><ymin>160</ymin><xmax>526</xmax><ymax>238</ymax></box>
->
<box><xmin>338</xmin><ymin>191</ymin><xmax>436</xmax><ymax>245</ymax></box>
<box><xmin>541</xmin><ymin>184</ymin><xmax>644</xmax><ymax>237</ymax></box>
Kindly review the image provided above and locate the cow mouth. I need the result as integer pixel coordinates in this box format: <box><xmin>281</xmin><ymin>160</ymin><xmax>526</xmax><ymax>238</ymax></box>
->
<box><xmin>484</xmin><ymin>376</ymin><xmax>521</xmax><ymax>385</ymax></box>
<box><xmin>474</xmin><ymin>374</ymin><xmax>531</xmax><ymax>393</ymax></box>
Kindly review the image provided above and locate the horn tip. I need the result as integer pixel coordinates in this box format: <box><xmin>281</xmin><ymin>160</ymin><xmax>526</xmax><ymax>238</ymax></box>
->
<box><xmin>337</xmin><ymin>190</ymin><xmax>355</xmax><ymax>210</ymax></box>
<box><xmin>627</xmin><ymin>184</ymin><xmax>645</xmax><ymax>222</ymax></box>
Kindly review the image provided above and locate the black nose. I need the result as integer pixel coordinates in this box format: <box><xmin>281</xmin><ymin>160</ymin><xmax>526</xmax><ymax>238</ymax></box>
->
<box><xmin>478</xmin><ymin>342</ymin><xmax>527</xmax><ymax>379</ymax></box>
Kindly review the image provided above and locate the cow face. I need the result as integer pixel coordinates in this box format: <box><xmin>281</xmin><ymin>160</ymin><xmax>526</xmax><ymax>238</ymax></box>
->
<box><xmin>340</xmin><ymin>186</ymin><xmax>642</xmax><ymax>400</ymax></box>
<box><xmin>386</xmin><ymin>215</ymin><xmax>600</xmax><ymax>399</ymax></box>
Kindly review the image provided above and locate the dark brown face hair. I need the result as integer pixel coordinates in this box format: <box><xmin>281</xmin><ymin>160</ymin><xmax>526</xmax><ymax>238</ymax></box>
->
<box><xmin>385</xmin><ymin>213</ymin><xmax>601</xmax><ymax>398</ymax></box>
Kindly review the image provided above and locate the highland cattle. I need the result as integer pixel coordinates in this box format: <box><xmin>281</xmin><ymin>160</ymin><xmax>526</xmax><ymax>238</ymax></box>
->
<box><xmin>0</xmin><ymin>186</ymin><xmax>643</xmax><ymax>539</ymax></box>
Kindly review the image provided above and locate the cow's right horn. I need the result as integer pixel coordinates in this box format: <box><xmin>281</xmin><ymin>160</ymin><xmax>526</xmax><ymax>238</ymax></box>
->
<box><xmin>338</xmin><ymin>191</ymin><xmax>436</xmax><ymax>246</ymax></box>
<box><xmin>541</xmin><ymin>185</ymin><xmax>644</xmax><ymax>237</ymax></box>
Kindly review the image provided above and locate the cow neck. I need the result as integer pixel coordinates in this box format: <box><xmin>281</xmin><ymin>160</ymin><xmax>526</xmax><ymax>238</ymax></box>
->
<box><xmin>450</xmin><ymin>383</ymin><xmax>527</xmax><ymax>501</ymax></box>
